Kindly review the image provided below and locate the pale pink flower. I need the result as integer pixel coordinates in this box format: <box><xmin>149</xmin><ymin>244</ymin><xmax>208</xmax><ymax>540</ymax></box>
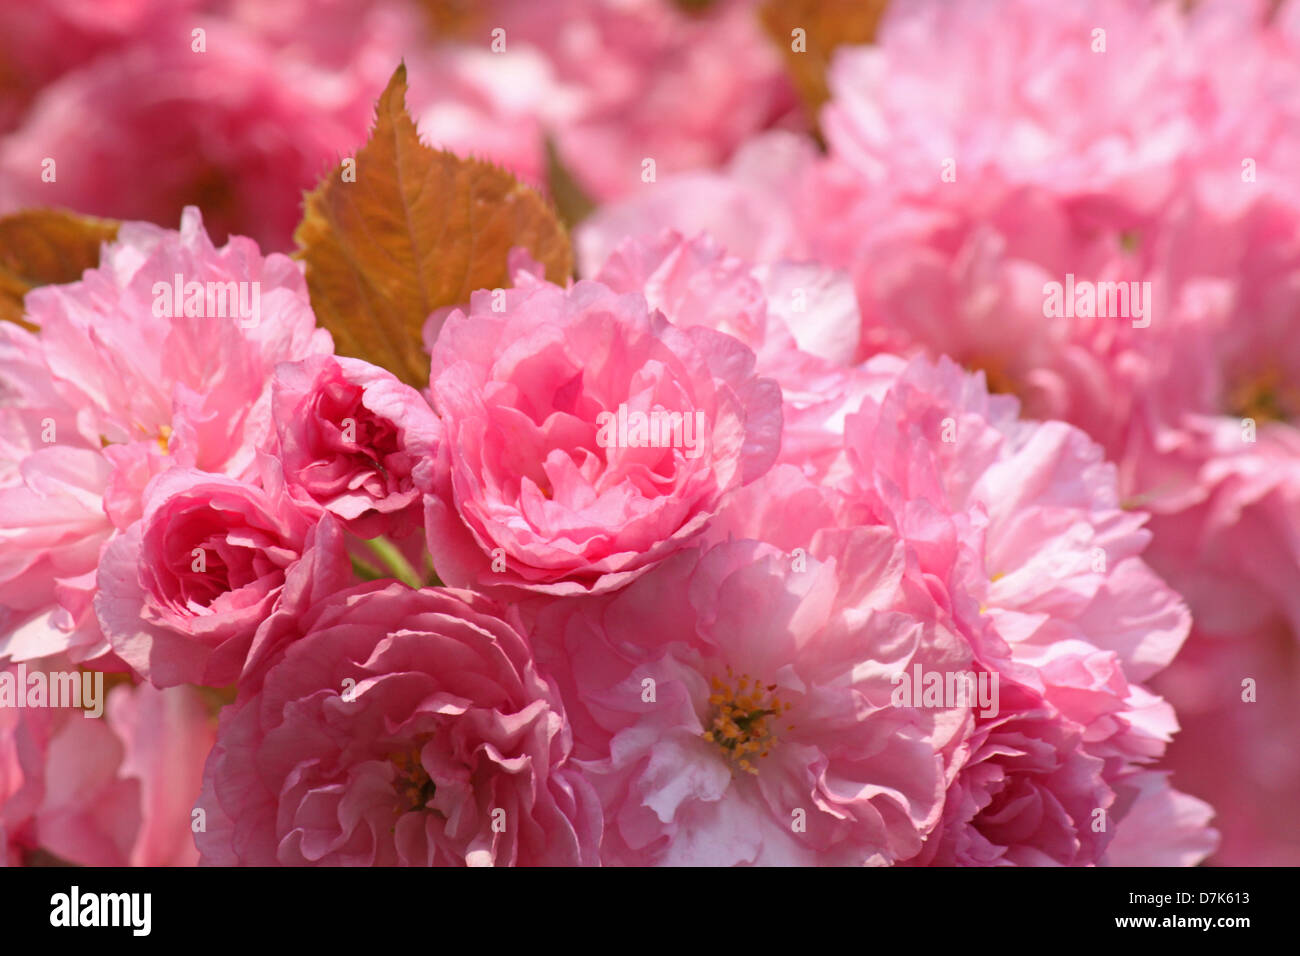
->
<box><xmin>532</xmin><ymin>530</ymin><xmax>974</xmax><ymax>866</ymax></box>
<box><xmin>195</xmin><ymin>583</ymin><xmax>601</xmax><ymax>866</ymax></box>
<box><xmin>408</xmin><ymin>44</ymin><xmax>558</xmax><ymax>193</ymax></box>
<box><xmin>1103</xmin><ymin>769</ymin><xmax>1221</xmax><ymax>867</ymax></box>
<box><xmin>1122</xmin><ymin>197</ymin><xmax>1300</xmax><ymax>639</ymax></box>
<box><xmin>821</xmin><ymin>0</ymin><xmax>1207</xmax><ymax>216</ymax></box>
<box><xmin>422</xmin><ymin>269</ymin><xmax>781</xmax><ymax>595</ymax></box>
<box><xmin>590</xmin><ymin>230</ymin><xmax>880</xmax><ymax>485</ymax></box>
<box><xmin>652</xmin><ymin>354</ymin><xmax>1214</xmax><ymax>865</ymax></box>
<box><xmin>592</xmin><ymin>229</ymin><xmax>859</xmax><ymax>366</ymax></box>
<box><xmin>577</xmin><ymin>131</ymin><xmax>820</xmax><ymax>273</ymax></box>
<box><xmin>494</xmin><ymin>0</ymin><xmax>798</xmax><ymax>201</ymax></box>
<box><xmin>1</xmin><ymin>660</ymin><xmax>213</xmax><ymax>866</ymax></box>
<box><xmin>1116</xmin><ymin>196</ymin><xmax>1300</xmax><ymax>864</ymax></box>
<box><xmin>828</xmin><ymin>355</ymin><xmax>1211</xmax><ymax>865</ymax></box>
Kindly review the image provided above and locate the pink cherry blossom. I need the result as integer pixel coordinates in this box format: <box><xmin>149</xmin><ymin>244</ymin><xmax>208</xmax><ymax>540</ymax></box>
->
<box><xmin>1</xmin><ymin>660</ymin><xmax>213</xmax><ymax>866</ymax></box>
<box><xmin>643</xmin><ymin>353</ymin><xmax>1214</xmax><ymax>866</ymax></box>
<box><xmin>532</xmin><ymin>530</ymin><xmax>974</xmax><ymax>866</ymax></box>
<box><xmin>827</xmin><ymin>355</ymin><xmax>1212</xmax><ymax>865</ymax></box>
<box><xmin>0</xmin><ymin>21</ymin><xmax>378</xmax><ymax>251</ymax></box>
<box><xmin>195</xmin><ymin>583</ymin><xmax>601</xmax><ymax>866</ymax></box>
<box><xmin>96</xmin><ymin>467</ymin><xmax>348</xmax><ymax>688</ymax></box>
<box><xmin>0</xmin><ymin>208</ymin><xmax>331</xmax><ymax>665</ymax></box>
<box><xmin>422</xmin><ymin>269</ymin><xmax>782</xmax><ymax>596</ymax></box>
<box><xmin>488</xmin><ymin>0</ymin><xmax>798</xmax><ymax>201</ymax></box>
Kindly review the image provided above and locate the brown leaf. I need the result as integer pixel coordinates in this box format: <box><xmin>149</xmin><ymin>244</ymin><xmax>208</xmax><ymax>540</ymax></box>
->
<box><xmin>759</xmin><ymin>0</ymin><xmax>890</xmax><ymax>119</ymax></box>
<box><xmin>545</xmin><ymin>137</ymin><xmax>597</xmax><ymax>231</ymax></box>
<box><xmin>0</xmin><ymin>209</ymin><xmax>119</xmax><ymax>330</ymax></box>
<box><xmin>294</xmin><ymin>63</ymin><xmax>573</xmax><ymax>388</ymax></box>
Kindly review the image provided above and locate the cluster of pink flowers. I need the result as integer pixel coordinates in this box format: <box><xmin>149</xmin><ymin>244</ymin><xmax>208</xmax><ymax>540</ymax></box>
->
<box><xmin>583</xmin><ymin>0</ymin><xmax>1300</xmax><ymax>865</ymax></box>
<box><xmin>9</xmin><ymin>0</ymin><xmax>1290</xmax><ymax>867</ymax></box>
<box><xmin>0</xmin><ymin>0</ymin><xmax>795</xmax><ymax>249</ymax></box>
<box><xmin>1</xmin><ymin>206</ymin><xmax>1213</xmax><ymax>865</ymax></box>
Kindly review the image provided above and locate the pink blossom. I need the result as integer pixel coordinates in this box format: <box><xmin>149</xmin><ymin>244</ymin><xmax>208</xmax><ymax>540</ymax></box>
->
<box><xmin>0</xmin><ymin>208</ymin><xmax>331</xmax><ymax>664</ymax></box>
<box><xmin>96</xmin><ymin>467</ymin><xmax>347</xmax><ymax>688</ymax></box>
<box><xmin>0</xmin><ymin>22</ymin><xmax>378</xmax><ymax>251</ymax></box>
<box><xmin>1121</xmin><ymin>198</ymin><xmax>1300</xmax><ymax>639</ymax></box>
<box><xmin>492</xmin><ymin>0</ymin><xmax>798</xmax><ymax>201</ymax></box>
<box><xmin>582</xmin><ymin>353</ymin><xmax>1214</xmax><ymax>865</ymax></box>
<box><xmin>0</xmin><ymin>0</ymin><xmax>199</xmax><ymax>132</ymax></box>
<box><xmin>1</xmin><ymin>661</ymin><xmax>213</xmax><ymax>866</ymax></box>
<box><xmin>821</xmin><ymin>0</ymin><xmax>1209</xmax><ymax>216</ymax></box>
<box><xmin>1115</xmin><ymin>196</ymin><xmax>1300</xmax><ymax>864</ymax></box>
<box><xmin>270</xmin><ymin>355</ymin><xmax>442</xmax><ymax>539</ymax></box>
<box><xmin>408</xmin><ymin>44</ymin><xmax>557</xmax><ymax>193</ymax></box>
<box><xmin>1148</xmin><ymin>623</ymin><xmax>1300</xmax><ymax>866</ymax></box>
<box><xmin>195</xmin><ymin>583</ymin><xmax>600</xmax><ymax>866</ymax></box>
<box><xmin>592</xmin><ymin>229</ymin><xmax>860</xmax><ymax>367</ymax></box>
<box><xmin>828</xmin><ymin>355</ymin><xmax>1211</xmax><ymax>864</ymax></box>
<box><xmin>532</xmin><ymin>531</ymin><xmax>974</xmax><ymax>866</ymax></box>
<box><xmin>422</xmin><ymin>269</ymin><xmax>781</xmax><ymax>595</ymax></box>
<box><xmin>591</xmin><ymin>230</ymin><xmax>883</xmax><ymax>485</ymax></box>
<box><xmin>577</xmin><ymin>131</ymin><xmax>820</xmax><ymax>273</ymax></box>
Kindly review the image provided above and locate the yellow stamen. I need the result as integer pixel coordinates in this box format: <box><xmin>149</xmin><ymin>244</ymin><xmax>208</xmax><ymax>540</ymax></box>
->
<box><xmin>698</xmin><ymin>670</ymin><xmax>790</xmax><ymax>777</ymax></box>
<box><xmin>387</xmin><ymin>735</ymin><xmax>437</xmax><ymax>816</ymax></box>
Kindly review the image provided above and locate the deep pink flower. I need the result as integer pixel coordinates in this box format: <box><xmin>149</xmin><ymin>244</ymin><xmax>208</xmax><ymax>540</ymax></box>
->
<box><xmin>270</xmin><ymin>355</ymin><xmax>441</xmax><ymax>539</ymax></box>
<box><xmin>195</xmin><ymin>583</ymin><xmax>600</xmax><ymax>866</ymax></box>
<box><xmin>0</xmin><ymin>22</ymin><xmax>378</xmax><ymax>250</ymax></box>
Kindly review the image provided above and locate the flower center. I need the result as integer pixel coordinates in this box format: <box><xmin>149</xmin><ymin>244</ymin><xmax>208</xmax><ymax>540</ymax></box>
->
<box><xmin>388</xmin><ymin>738</ymin><xmax>437</xmax><ymax>815</ymax></box>
<box><xmin>965</xmin><ymin>354</ymin><xmax>1022</xmax><ymax>401</ymax></box>
<box><xmin>700</xmin><ymin>668</ymin><xmax>791</xmax><ymax>775</ymax></box>
<box><xmin>1226</xmin><ymin>367</ymin><xmax>1297</xmax><ymax>424</ymax></box>
<box><xmin>100</xmin><ymin>422</ymin><xmax>173</xmax><ymax>452</ymax></box>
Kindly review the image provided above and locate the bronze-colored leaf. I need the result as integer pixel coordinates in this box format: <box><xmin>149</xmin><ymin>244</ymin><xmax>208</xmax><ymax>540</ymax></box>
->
<box><xmin>759</xmin><ymin>0</ymin><xmax>890</xmax><ymax>119</ymax></box>
<box><xmin>0</xmin><ymin>209</ymin><xmax>120</xmax><ymax>329</ymax></box>
<box><xmin>295</xmin><ymin>63</ymin><xmax>573</xmax><ymax>388</ymax></box>
<box><xmin>545</xmin><ymin>137</ymin><xmax>597</xmax><ymax>231</ymax></box>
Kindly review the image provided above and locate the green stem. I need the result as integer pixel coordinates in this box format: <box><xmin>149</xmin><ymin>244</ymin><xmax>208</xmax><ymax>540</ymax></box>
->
<box><xmin>350</xmin><ymin>553</ymin><xmax>385</xmax><ymax>581</ymax></box>
<box><xmin>363</xmin><ymin>536</ymin><xmax>424</xmax><ymax>589</ymax></box>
